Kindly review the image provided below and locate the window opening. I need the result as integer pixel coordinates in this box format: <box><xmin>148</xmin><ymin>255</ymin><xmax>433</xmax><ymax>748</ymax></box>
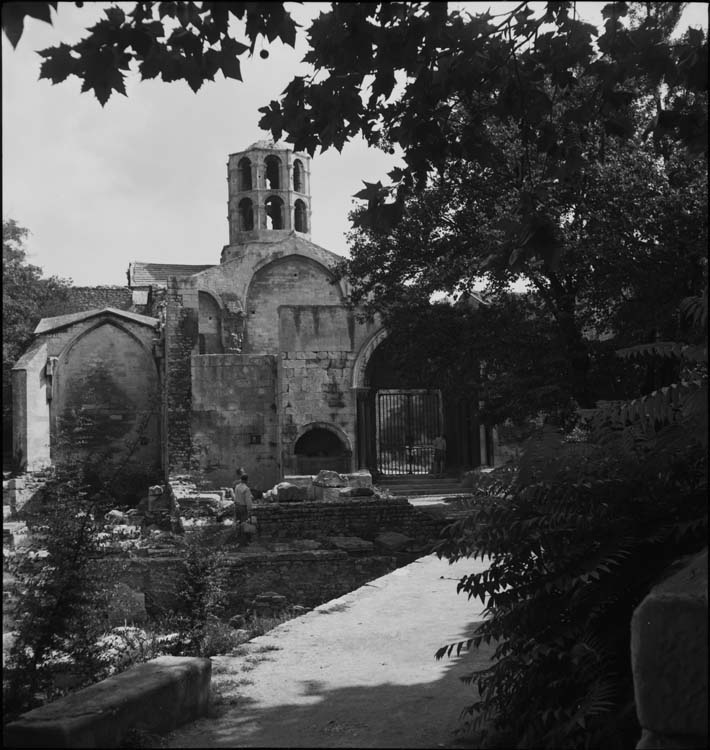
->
<box><xmin>239</xmin><ymin>198</ymin><xmax>254</xmax><ymax>231</ymax></box>
<box><xmin>238</xmin><ymin>157</ymin><xmax>252</xmax><ymax>191</ymax></box>
<box><xmin>265</xmin><ymin>196</ymin><xmax>284</xmax><ymax>230</ymax></box>
<box><xmin>264</xmin><ymin>155</ymin><xmax>281</xmax><ymax>189</ymax></box>
<box><xmin>294</xmin><ymin>199</ymin><xmax>308</xmax><ymax>233</ymax></box>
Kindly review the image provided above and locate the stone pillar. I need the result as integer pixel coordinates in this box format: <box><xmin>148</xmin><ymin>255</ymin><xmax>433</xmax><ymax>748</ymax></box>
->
<box><xmin>354</xmin><ymin>387</ymin><xmax>375</xmax><ymax>472</ymax></box>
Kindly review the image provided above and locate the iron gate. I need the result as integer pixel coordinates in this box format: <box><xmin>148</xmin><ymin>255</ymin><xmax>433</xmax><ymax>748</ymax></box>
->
<box><xmin>376</xmin><ymin>389</ymin><xmax>442</xmax><ymax>474</ymax></box>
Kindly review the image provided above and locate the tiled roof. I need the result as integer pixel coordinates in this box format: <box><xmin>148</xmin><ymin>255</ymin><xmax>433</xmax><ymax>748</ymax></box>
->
<box><xmin>34</xmin><ymin>307</ymin><xmax>158</xmax><ymax>335</ymax></box>
<box><xmin>128</xmin><ymin>262</ymin><xmax>215</xmax><ymax>287</ymax></box>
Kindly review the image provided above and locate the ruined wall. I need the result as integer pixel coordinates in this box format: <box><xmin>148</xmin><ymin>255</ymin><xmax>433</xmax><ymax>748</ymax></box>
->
<box><xmin>165</xmin><ymin>278</ymin><xmax>196</xmax><ymax>474</ymax></box>
<box><xmin>278</xmin><ymin>306</ymin><xmax>374</xmax><ymax>476</ymax></box>
<box><xmin>245</xmin><ymin>255</ymin><xmax>343</xmax><ymax>353</ymax></box>
<box><xmin>52</xmin><ymin>320</ymin><xmax>161</xmax><ymax>493</ymax></box>
<box><xmin>11</xmin><ymin>340</ymin><xmax>50</xmax><ymax>471</ymax></box>
<box><xmin>191</xmin><ymin>354</ymin><xmax>278</xmax><ymax>490</ymax></box>
<box><xmin>164</xmin><ymin>241</ymin><xmax>379</xmax><ymax>487</ymax></box>
<box><xmin>12</xmin><ymin>313</ymin><xmax>159</xmax><ymax>482</ymax></box>
<box><xmin>47</xmin><ymin>286</ymin><xmax>134</xmax><ymax>316</ymax></box>
<box><xmin>117</xmin><ymin>550</ymin><xmax>399</xmax><ymax>615</ymax></box>
<box><xmin>256</xmin><ymin>498</ymin><xmax>446</xmax><ymax>543</ymax></box>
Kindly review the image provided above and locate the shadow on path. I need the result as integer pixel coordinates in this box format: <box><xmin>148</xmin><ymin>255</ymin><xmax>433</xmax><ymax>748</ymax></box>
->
<box><xmin>168</xmin><ymin>619</ymin><xmax>493</xmax><ymax>748</ymax></box>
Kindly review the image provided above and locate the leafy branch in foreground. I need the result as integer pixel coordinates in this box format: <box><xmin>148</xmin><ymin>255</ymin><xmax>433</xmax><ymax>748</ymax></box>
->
<box><xmin>433</xmin><ymin>294</ymin><xmax>707</xmax><ymax>747</ymax></box>
<box><xmin>2</xmin><ymin>2</ymin><xmax>299</xmax><ymax>105</ymax></box>
<box><xmin>435</xmin><ymin>423</ymin><xmax>706</xmax><ymax>748</ymax></box>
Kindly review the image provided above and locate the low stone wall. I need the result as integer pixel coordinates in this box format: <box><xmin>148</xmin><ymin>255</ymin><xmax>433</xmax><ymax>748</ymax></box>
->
<box><xmin>255</xmin><ymin>498</ymin><xmax>446</xmax><ymax>542</ymax></box>
<box><xmin>3</xmin><ymin>656</ymin><xmax>210</xmax><ymax>748</ymax></box>
<box><xmin>112</xmin><ymin>548</ymin><xmax>402</xmax><ymax>615</ymax></box>
<box><xmin>631</xmin><ymin>548</ymin><xmax>708</xmax><ymax>749</ymax></box>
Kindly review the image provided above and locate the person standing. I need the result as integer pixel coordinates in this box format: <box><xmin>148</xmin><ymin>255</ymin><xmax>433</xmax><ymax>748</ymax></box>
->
<box><xmin>233</xmin><ymin>473</ymin><xmax>253</xmax><ymax>544</ymax></box>
<box><xmin>433</xmin><ymin>434</ymin><xmax>447</xmax><ymax>477</ymax></box>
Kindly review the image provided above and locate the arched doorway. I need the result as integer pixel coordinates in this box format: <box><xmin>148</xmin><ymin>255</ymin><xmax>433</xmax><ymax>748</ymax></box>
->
<box><xmin>354</xmin><ymin>332</ymin><xmax>484</xmax><ymax>477</ymax></box>
<box><xmin>294</xmin><ymin>424</ymin><xmax>350</xmax><ymax>475</ymax></box>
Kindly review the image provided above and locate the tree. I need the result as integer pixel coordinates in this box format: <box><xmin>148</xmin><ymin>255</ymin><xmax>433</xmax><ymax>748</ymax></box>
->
<box><xmin>2</xmin><ymin>220</ymin><xmax>71</xmax><ymax>463</ymax></box>
<box><xmin>338</xmin><ymin>121</ymin><xmax>707</xmax><ymax>417</ymax></box>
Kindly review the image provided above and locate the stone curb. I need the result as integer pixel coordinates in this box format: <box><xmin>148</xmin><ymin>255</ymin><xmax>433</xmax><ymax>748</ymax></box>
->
<box><xmin>3</xmin><ymin>656</ymin><xmax>211</xmax><ymax>748</ymax></box>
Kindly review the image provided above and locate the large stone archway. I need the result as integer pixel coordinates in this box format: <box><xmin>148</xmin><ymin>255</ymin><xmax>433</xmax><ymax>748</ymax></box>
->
<box><xmin>352</xmin><ymin>330</ymin><xmax>485</xmax><ymax>477</ymax></box>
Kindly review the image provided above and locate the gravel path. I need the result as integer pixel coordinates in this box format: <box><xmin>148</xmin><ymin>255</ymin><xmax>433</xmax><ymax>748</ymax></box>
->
<box><xmin>166</xmin><ymin>553</ymin><xmax>492</xmax><ymax>748</ymax></box>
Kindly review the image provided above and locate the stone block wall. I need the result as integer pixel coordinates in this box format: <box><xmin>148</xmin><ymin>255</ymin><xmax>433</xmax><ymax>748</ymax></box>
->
<box><xmin>190</xmin><ymin>354</ymin><xmax>278</xmax><ymax>490</ymax></box>
<box><xmin>631</xmin><ymin>548</ymin><xmax>708</xmax><ymax>749</ymax></box>
<box><xmin>278</xmin><ymin>306</ymin><xmax>369</xmax><ymax>476</ymax></box>
<box><xmin>12</xmin><ymin>313</ymin><xmax>160</xmax><ymax>481</ymax></box>
<box><xmin>245</xmin><ymin>257</ymin><xmax>343</xmax><ymax>354</ymax></box>
<box><xmin>255</xmin><ymin>498</ymin><xmax>446</xmax><ymax>543</ymax></box>
<box><xmin>51</xmin><ymin>286</ymin><xmax>134</xmax><ymax>314</ymax></box>
<box><xmin>111</xmin><ymin>549</ymin><xmax>399</xmax><ymax>615</ymax></box>
<box><xmin>165</xmin><ymin>279</ymin><xmax>196</xmax><ymax>473</ymax></box>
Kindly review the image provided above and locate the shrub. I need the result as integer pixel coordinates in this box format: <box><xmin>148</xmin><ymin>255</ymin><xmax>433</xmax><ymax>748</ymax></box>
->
<box><xmin>435</xmin><ymin>283</ymin><xmax>708</xmax><ymax>748</ymax></box>
<box><xmin>168</xmin><ymin>532</ymin><xmax>232</xmax><ymax>657</ymax></box>
<box><xmin>435</xmin><ymin>413</ymin><xmax>706</xmax><ymax>748</ymax></box>
<box><xmin>3</xmin><ymin>463</ymin><xmax>117</xmax><ymax>722</ymax></box>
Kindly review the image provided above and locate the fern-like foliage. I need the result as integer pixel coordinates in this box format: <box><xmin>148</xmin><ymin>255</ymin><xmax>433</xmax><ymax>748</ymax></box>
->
<box><xmin>434</xmin><ymin>317</ymin><xmax>707</xmax><ymax>748</ymax></box>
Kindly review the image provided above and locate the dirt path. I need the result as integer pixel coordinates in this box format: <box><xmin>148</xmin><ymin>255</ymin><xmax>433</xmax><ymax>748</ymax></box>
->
<box><xmin>166</xmin><ymin>554</ymin><xmax>492</xmax><ymax>748</ymax></box>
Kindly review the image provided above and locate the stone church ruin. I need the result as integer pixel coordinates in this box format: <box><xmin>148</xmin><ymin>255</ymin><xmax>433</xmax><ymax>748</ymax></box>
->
<box><xmin>11</xmin><ymin>140</ymin><xmax>495</xmax><ymax>492</ymax></box>
<box><xmin>5</xmin><ymin>140</ymin><xmax>501</xmax><ymax>678</ymax></box>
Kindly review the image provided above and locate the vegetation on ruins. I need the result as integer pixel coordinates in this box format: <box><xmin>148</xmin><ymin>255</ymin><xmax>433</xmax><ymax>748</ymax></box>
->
<box><xmin>3</xmin><ymin>461</ymin><xmax>117</xmax><ymax>721</ymax></box>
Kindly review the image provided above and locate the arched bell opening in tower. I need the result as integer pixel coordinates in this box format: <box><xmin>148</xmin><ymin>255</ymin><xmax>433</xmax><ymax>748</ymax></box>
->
<box><xmin>294</xmin><ymin>199</ymin><xmax>308</xmax><ymax>233</ymax></box>
<box><xmin>265</xmin><ymin>195</ymin><xmax>285</xmax><ymax>230</ymax></box>
<box><xmin>238</xmin><ymin>157</ymin><xmax>252</xmax><ymax>191</ymax></box>
<box><xmin>239</xmin><ymin>198</ymin><xmax>254</xmax><ymax>231</ymax></box>
<box><xmin>264</xmin><ymin>155</ymin><xmax>281</xmax><ymax>190</ymax></box>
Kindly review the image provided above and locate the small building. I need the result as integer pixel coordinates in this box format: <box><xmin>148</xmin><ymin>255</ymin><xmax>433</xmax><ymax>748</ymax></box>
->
<box><xmin>12</xmin><ymin>141</ymin><xmax>491</xmax><ymax>493</ymax></box>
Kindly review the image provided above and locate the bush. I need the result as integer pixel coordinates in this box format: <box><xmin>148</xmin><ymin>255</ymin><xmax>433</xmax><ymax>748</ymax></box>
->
<box><xmin>167</xmin><ymin>532</ymin><xmax>233</xmax><ymax>657</ymax></box>
<box><xmin>435</xmin><ymin>416</ymin><xmax>706</xmax><ymax>748</ymax></box>
<box><xmin>3</xmin><ymin>463</ymin><xmax>118</xmax><ymax>722</ymax></box>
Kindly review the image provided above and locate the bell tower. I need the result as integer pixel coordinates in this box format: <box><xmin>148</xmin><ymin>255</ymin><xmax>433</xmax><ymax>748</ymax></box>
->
<box><xmin>226</xmin><ymin>140</ymin><xmax>312</xmax><ymax>247</ymax></box>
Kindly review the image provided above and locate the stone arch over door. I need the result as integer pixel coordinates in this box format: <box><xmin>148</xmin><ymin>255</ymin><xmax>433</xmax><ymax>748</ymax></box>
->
<box><xmin>51</xmin><ymin>319</ymin><xmax>161</xmax><ymax>496</ymax></box>
<box><xmin>243</xmin><ymin>255</ymin><xmax>343</xmax><ymax>354</ymax></box>
<box><xmin>292</xmin><ymin>421</ymin><xmax>352</xmax><ymax>475</ymax></box>
<box><xmin>352</xmin><ymin>329</ymin><xmax>481</xmax><ymax>476</ymax></box>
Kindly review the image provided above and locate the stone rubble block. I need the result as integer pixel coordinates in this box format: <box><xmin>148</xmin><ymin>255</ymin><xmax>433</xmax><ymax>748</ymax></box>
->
<box><xmin>631</xmin><ymin>548</ymin><xmax>708</xmax><ymax>747</ymax></box>
<box><xmin>325</xmin><ymin>536</ymin><xmax>375</xmax><ymax>554</ymax></box>
<box><xmin>3</xmin><ymin>656</ymin><xmax>211</xmax><ymax>748</ymax></box>
<box><xmin>374</xmin><ymin>532</ymin><xmax>414</xmax><ymax>553</ymax></box>
<box><xmin>178</xmin><ymin>494</ymin><xmax>234</xmax><ymax>520</ymax></box>
<box><xmin>283</xmin><ymin>475</ymin><xmax>316</xmax><ymax>500</ymax></box>
<box><xmin>344</xmin><ymin>470</ymin><xmax>373</xmax><ymax>489</ymax></box>
<box><xmin>273</xmin><ymin>482</ymin><xmax>308</xmax><ymax>502</ymax></box>
<box><xmin>338</xmin><ymin>487</ymin><xmax>375</xmax><ymax>499</ymax></box>
<box><xmin>313</xmin><ymin>470</ymin><xmax>346</xmax><ymax>488</ymax></box>
<box><xmin>313</xmin><ymin>486</ymin><xmax>343</xmax><ymax>502</ymax></box>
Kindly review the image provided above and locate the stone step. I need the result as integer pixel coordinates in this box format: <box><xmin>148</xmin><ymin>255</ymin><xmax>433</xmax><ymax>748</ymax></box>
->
<box><xmin>379</xmin><ymin>476</ymin><xmax>460</xmax><ymax>483</ymax></box>
<box><xmin>388</xmin><ymin>489</ymin><xmax>464</xmax><ymax>497</ymax></box>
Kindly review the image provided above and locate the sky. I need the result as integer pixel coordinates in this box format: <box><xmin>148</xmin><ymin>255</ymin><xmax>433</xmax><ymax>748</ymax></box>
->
<box><xmin>2</xmin><ymin>2</ymin><xmax>708</xmax><ymax>287</ymax></box>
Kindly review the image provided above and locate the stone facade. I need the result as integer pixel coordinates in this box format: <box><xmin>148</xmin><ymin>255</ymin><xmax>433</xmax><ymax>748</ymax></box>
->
<box><xmin>12</xmin><ymin>309</ymin><xmax>161</xmax><ymax>479</ymax></box>
<box><xmin>12</xmin><ymin>140</ymin><xmax>490</xmax><ymax>494</ymax></box>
